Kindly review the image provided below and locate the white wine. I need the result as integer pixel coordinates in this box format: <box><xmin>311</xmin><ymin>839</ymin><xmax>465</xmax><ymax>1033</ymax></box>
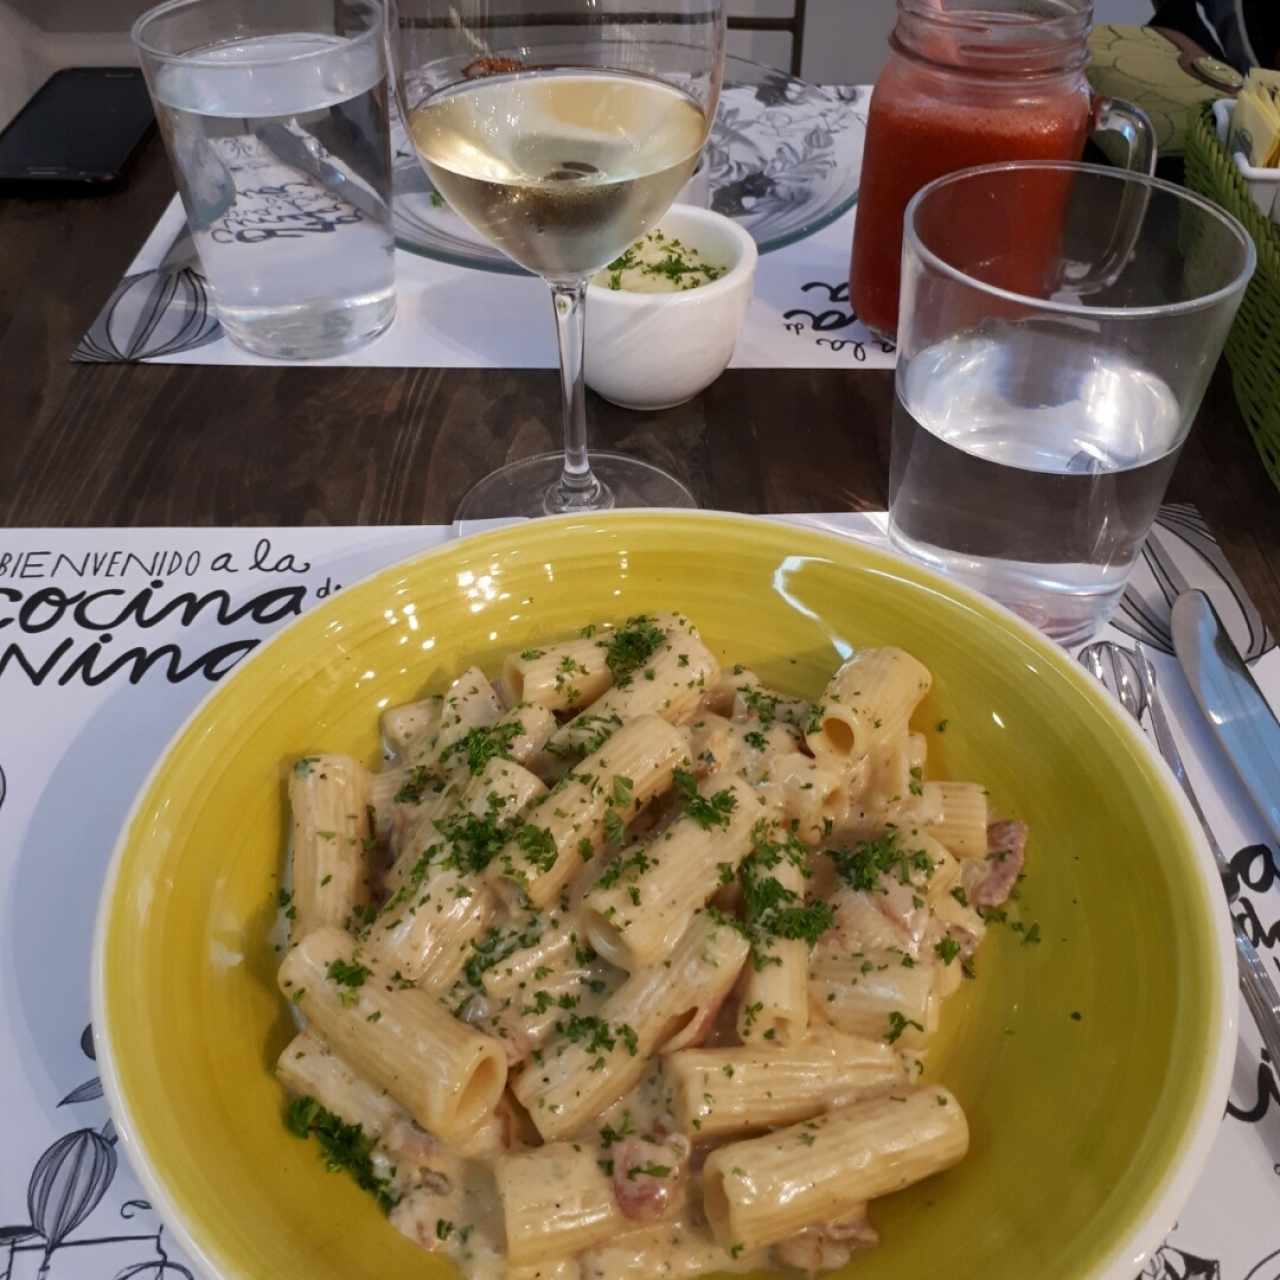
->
<box><xmin>409</xmin><ymin>69</ymin><xmax>706</xmax><ymax>278</ymax></box>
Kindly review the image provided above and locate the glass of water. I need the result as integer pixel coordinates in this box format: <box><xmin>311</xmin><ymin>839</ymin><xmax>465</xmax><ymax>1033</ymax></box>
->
<box><xmin>133</xmin><ymin>0</ymin><xmax>396</xmax><ymax>360</ymax></box>
<box><xmin>888</xmin><ymin>161</ymin><xmax>1255</xmax><ymax>645</ymax></box>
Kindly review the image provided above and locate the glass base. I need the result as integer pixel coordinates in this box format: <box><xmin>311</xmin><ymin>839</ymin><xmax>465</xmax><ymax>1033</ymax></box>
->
<box><xmin>454</xmin><ymin>452</ymin><xmax>697</xmax><ymax>520</ymax></box>
<box><xmin>886</xmin><ymin>519</ymin><xmax>1124</xmax><ymax>648</ymax></box>
<box><xmin>219</xmin><ymin>289</ymin><xmax>396</xmax><ymax>361</ymax></box>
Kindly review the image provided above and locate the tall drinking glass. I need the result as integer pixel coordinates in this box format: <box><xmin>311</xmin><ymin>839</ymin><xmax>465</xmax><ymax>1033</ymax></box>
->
<box><xmin>391</xmin><ymin>1</ymin><xmax>725</xmax><ymax>518</ymax></box>
<box><xmin>133</xmin><ymin>0</ymin><xmax>396</xmax><ymax>360</ymax></box>
<box><xmin>888</xmin><ymin>161</ymin><xmax>1255</xmax><ymax>646</ymax></box>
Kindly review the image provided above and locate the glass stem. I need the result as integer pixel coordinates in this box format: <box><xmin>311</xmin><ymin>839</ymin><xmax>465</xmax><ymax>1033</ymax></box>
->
<box><xmin>549</xmin><ymin>279</ymin><xmax>604</xmax><ymax>510</ymax></box>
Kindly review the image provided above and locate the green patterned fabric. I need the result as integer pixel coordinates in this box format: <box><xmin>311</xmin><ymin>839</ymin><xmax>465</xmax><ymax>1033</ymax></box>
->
<box><xmin>1088</xmin><ymin>25</ymin><xmax>1228</xmax><ymax>156</ymax></box>
<box><xmin>1185</xmin><ymin>105</ymin><xmax>1280</xmax><ymax>495</ymax></box>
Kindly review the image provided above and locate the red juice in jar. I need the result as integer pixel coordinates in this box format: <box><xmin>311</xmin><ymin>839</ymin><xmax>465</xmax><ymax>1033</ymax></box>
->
<box><xmin>851</xmin><ymin>0</ymin><xmax>1150</xmax><ymax>340</ymax></box>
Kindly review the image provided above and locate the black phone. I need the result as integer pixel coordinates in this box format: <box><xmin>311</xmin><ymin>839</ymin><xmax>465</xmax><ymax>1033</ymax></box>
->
<box><xmin>0</xmin><ymin>67</ymin><xmax>155</xmax><ymax>194</ymax></box>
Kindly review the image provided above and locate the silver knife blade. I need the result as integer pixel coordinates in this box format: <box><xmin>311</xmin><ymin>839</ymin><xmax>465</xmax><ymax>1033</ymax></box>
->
<box><xmin>1171</xmin><ymin>589</ymin><xmax>1280</xmax><ymax>849</ymax></box>
<box><xmin>253</xmin><ymin>122</ymin><xmax>388</xmax><ymax>224</ymax></box>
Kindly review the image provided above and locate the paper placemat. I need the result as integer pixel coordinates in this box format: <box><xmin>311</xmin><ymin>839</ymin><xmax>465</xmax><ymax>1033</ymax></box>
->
<box><xmin>73</xmin><ymin>80</ymin><xmax>892</xmax><ymax>371</ymax></box>
<box><xmin>74</xmin><ymin>198</ymin><xmax>891</xmax><ymax>371</ymax></box>
<box><xmin>1</xmin><ymin>511</ymin><xmax>1277</xmax><ymax>1279</ymax></box>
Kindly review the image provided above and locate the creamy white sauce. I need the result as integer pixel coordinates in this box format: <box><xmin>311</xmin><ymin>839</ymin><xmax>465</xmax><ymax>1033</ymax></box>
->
<box><xmin>278</xmin><ymin>622</ymin><xmax>1022</xmax><ymax>1279</ymax></box>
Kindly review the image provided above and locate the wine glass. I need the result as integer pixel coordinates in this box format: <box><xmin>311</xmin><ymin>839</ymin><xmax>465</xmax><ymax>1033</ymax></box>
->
<box><xmin>390</xmin><ymin>0</ymin><xmax>726</xmax><ymax>519</ymax></box>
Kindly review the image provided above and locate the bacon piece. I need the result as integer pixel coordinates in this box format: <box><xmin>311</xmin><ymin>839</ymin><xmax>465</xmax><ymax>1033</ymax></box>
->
<box><xmin>382</xmin><ymin>1116</ymin><xmax>440</xmax><ymax>1172</ymax></box>
<box><xmin>970</xmin><ymin>820</ymin><xmax>1027</xmax><ymax>909</ymax></box>
<box><xmin>773</xmin><ymin>1208</ymin><xmax>879</xmax><ymax>1274</ymax></box>
<box><xmin>611</xmin><ymin>1135</ymin><xmax>690</xmax><ymax>1223</ymax></box>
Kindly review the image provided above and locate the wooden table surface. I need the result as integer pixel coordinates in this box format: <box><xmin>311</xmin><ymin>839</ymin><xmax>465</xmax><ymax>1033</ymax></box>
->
<box><xmin>2</xmin><ymin>135</ymin><xmax>1278</xmax><ymax>631</ymax></box>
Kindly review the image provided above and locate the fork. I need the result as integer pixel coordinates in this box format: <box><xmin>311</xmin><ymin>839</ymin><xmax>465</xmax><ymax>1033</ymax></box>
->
<box><xmin>1079</xmin><ymin>640</ymin><xmax>1280</xmax><ymax>1068</ymax></box>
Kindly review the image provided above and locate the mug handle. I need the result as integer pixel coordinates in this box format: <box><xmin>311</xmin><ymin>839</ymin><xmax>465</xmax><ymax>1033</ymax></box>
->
<box><xmin>1092</xmin><ymin>95</ymin><xmax>1157</xmax><ymax>177</ymax></box>
<box><xmin>1059</xmin><ymin>96</ymin><xmax>1157</xmax><ymax>293</ymax></box>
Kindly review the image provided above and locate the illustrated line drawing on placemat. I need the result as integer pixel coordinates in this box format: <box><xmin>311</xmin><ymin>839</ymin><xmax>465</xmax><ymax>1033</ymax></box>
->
<box><xmin>1</xmin><ymin>1024</ymin><xmax>191</xmax><ymax>1280</ymax></box>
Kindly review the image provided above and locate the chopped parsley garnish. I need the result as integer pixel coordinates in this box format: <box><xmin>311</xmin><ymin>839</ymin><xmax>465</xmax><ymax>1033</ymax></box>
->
<box><xmin>463</xmin><ymin>921</ymin><xmax>542</xmax><ymax>989</ymax></box>
<box><xmin>439</xmin><ymin>721</ymin><xmax>522</xmax><ymax>776</ymax></box>
<box><xmin>742</xmin><ymin>730</ymin><xmax>767</xmax><ymax>751</ymax></box>
<box><xmin>735</xmin><ymin>826</ymin><xmax>832</xmax><ymax>968</ymax></box>
<box><xmin>600</xmin><ymin>616</ymin><xmax>665</xmax><ymax>687</ymax></box>
<box><xmin>325</xmin><ymin>956</ymin><xmax>370</xmax><ymax>1006</ymax></box>
<box><xmin>394</xmin><ymin>765</ymin><xmax>443</xmax><ymax>805</ymax></box>
<box><xmin>602</xmin><ymin>809</ymin><xmax>626</xmax><ymax>845</ymax></box>
<box><xmin>513</xmin><ymin>823</ymin><xmax>557</xmax><ymax>872</ymax></box>
<box><xmin>627</xmin><ymin>1162</ymin><xmax>671</xmax><ymax>1179</ymax></box>
<box><xmin>739</xmin><ymin>686</ymin><xmax>780</xmax><ymax>728</ymax></box>
<box><xmin>437</xmin><ymin>805</ymin><xmax>511</xmax><ymax>875</ymax></box>
<box><xmin>830</xmin><ymin>830</ymin><xmax>933</xmax><ymax>892</ymax></box>
<box><xmin>436</xmin><ymin>1218</ymin><xmax>454</xmax><ymax>1241</ymax></box>
<box><xmin>934</xmin><ymin>936</ymin><xmax>962</xmax><ymax>965</ymax></box>
<box><xmin>950</xmin><ymin>886</ymin><xmax>969</xmax><ymax>907</ymax></box>
<box><xmin>285</xmin><ymin>1096</ymin><xmax>398</xmax><ymax>1211</ymax></box>
<box><xmin>293</xmin><ymin>757</ymin><xmax>319</xmax><ymax>777</ymax></box>
<box><xmin>885</xmin><ymin>1011</ymin><xmax>924</xmax><ymax>1044</ymax></box>
<box><xmin>1021</xmin><ymin>922</ymin><xmax>1042</xmax><ymax>946</ymax></box>
<box><xmin>908</xmin><ymin>766</ymin><xmax>924</xmax><ymax>797</ymax></box>
<box><xmin>599</xmin><ymin>1113</ymin><xmax>635</xmax><ymax>1148</ymax></box>
<box><xmin>573</xmin><ymin>712</ymin><xmax>624</xmax><ymax>755</ymax></box>
<box><xmin>277</xmin><ymin>887</ymin><xmax>297</xmax><ymax>921</ymax></box>
<box><xmin>673</xmin><ymin>768</ymin><xmax>737</xmax><ymax>830</ymax></box>
<box><xmin>556</xmin><ymin>1015</ymin><xmax>639</xmax><ymax>1056</ymax></box>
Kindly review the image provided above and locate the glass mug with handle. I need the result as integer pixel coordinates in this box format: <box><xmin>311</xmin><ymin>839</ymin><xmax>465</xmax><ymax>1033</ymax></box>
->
<box><xmin>390</xmin><ymin>0</ymin><xmax>725</xmax><ymax>519</ymax></box>
<box><xmin>888</xmin><ymin>161</ymin><xmax>1255</xmax><ymax>646</ymax></box>
<box><xmin>850</xmin><ymin>0</ymin><xmax>1157</xmax><ymax>341</ymax></box>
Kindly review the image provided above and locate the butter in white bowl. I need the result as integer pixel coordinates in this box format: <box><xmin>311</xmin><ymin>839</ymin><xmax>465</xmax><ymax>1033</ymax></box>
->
<box><xmin>592</xmin><ymin>230</ymin><xmax>727</xmax><ymax>294</ymax></box>
<box><xmin>585</xmin><ymin>205</ymin><xmax>758</xmax><ymax>412</ymax></box>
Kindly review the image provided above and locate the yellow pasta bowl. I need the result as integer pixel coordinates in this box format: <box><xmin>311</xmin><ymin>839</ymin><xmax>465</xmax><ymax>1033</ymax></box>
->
<box><xmin>93</xmin><ymin>510</ymin><xmax>1233</xmax><ymax>1280</ymax></box>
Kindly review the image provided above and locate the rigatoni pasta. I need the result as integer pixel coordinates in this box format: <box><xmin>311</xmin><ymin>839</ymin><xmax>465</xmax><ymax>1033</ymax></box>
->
<box><xmin>664</xmin><ymin>1031</ymin><xmax>906</xmax><ymax>1138</ymax></box>
<box><xmin>495</xmin><ymin>1145</ymin><xmax>626</xmax><ymax>1266</ymax></box>
<box><xmin>272</xmin><ymin>613</ymin><xmax>1030</xmax><ymax>1280</ymax></box>
<box><xmin>807</xmin><ymin>647</ymin><xmax>932</xmax><ymax>764</ymax></box>
<box><xmin>581</xmin><ymin>775</ymin><xmax>771</xmax><ymax>968</ymax></box>
<box><xmin>512</xmin><ymin>912</ymin><xmax>749</xmax><ymax>1140</ymax></box>
<box><xmin>702</xmin><ymin>1088</ymin><xmax>969</xmax><ymax>1252</ymax></box>
<box><xmin>278</xmin><ymin>927</ymin><xmax>507</xmax><ymax>1144</ymax></box>
<box><xmin>287</xmin><ymin>753</ymin><xmax>373</xmax><ymax>937</ymax></box>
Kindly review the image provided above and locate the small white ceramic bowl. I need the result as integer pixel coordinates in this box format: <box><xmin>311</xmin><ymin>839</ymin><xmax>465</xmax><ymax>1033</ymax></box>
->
<box><xmin>585</xmin><ymin>205</ymin><xmax>758</xmax><ymax>411</ymax></box>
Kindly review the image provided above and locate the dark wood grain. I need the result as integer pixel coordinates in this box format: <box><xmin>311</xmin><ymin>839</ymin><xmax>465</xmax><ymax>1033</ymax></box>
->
<box><xmin>1</xmin><ymin>133</ymin><xmax>1277</xmax><ymax>633</ymax></box>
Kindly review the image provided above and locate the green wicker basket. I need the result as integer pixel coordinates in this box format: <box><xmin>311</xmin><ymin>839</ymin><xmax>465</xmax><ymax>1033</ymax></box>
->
<box><xmin>1184</xmin><ymin>105</ymin><xmax>1280</xmax><ymax>493</ymax></box>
